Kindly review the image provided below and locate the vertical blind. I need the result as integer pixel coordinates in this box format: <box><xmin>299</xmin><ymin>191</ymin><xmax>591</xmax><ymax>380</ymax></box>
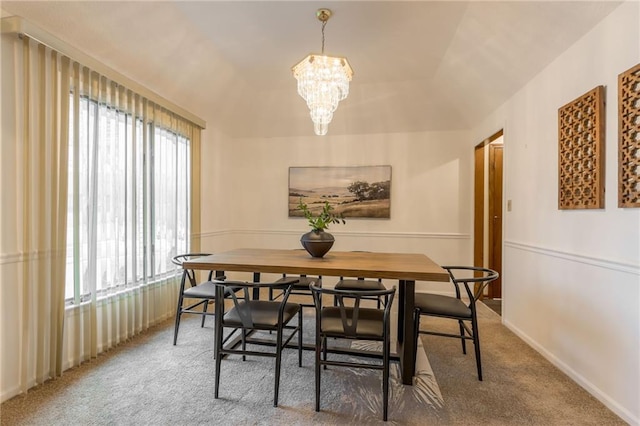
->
<box><xmin>5</xmin><ymin>27</ymin><xmax>202</xmax><ymax>396</ymax></box>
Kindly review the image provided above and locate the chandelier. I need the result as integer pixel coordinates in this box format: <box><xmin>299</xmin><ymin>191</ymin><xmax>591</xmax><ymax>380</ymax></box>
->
<box><xmin>292</xmin><ymin>8</ymin><xmax>353</xmax><ymax>136</ymax></box>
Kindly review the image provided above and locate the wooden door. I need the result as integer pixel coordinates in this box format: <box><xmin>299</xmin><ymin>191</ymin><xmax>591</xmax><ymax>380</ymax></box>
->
<box><xmin>488</xmin><ymin>144</ymin><xmax>503</xmax><ymax>298</ymax></box>
<box><xmin>474</xmin><ymin>130</ymin><xmax>503</xmax><ymax>300</ymax></box>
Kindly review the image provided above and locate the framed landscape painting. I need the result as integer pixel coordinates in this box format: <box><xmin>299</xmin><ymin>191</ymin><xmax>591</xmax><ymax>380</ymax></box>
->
<box><xmin>288</xmin><ymin>166</ymin><xmax>391</xmax><ymax>218</ymax></box>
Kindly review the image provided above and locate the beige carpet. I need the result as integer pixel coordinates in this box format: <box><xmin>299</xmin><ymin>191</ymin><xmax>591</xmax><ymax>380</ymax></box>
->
<box><xmin>0</xmin><ymin>302</ymin><xmax>624</xmax><ymax>425</ymax></box>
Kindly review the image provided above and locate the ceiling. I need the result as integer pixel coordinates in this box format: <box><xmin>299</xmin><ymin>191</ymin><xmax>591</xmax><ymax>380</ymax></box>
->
<box><xmin>0</xmin><ymin>1</ymin><xmax>622</xmax><ymax>138</ymax></box>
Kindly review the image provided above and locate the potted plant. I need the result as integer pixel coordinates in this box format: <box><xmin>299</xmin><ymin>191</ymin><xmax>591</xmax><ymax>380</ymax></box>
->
<box><xmin>298</xmin><ymin>199</ymin><xmax>345</xmax><ymax>257</ymax></box>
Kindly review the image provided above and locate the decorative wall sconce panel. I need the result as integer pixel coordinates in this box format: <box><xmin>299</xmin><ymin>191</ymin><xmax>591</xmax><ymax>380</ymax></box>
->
<box><xmin>618</xmin><ymin>63</ymin><xmax>640</xmax><ymax>208</ymax></box>
<box><xmin>558</xmin><ymin>86</ymin><xmax>605</xmax><ymax>209</ymax></box>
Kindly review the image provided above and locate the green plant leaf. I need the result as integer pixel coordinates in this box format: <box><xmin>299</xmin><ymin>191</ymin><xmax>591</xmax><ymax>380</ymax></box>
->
<box><xmin>297</xmin><ymin>198</ymin><xmax>346</xmax><ymax>231</ymax></box>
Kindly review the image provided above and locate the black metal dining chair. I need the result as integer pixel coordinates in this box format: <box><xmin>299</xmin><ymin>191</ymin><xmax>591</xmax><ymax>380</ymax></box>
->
<box><xmin>310</xmin><ymin>283</ymin><xmax>397</xmax><ymax>421</ymax></box>
<box><xmin>270</xmin><ymin>273</ymin><xmax>322</xmax><ymax>310</ymax></box>
<box><xmin>212</xmin><ymin>277</ymin><xmax>303</xmax><ymax>407</ymax></box>
<box><xmin>414</xmin><ymin>266</ymin><xmax>499</xmax><ymax>380</ymax></box>
<box><xmin>171</xmin><ymin>253</ymin><xmax>228</xmax><ymax>345</ymax></box>
<box><xmin>333</xmin><ymin>277</ymin><xmax>388</xmax><ymax>309</ymax></box>
<box><xmin>332</xmin><ymin>251</ymin><xmax>388</xmax><ymax>308</ymax></box>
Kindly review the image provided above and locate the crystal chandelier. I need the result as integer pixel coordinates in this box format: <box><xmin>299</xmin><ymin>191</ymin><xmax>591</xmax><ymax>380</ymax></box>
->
<box><xmin>292</xmin><ymin>8</ymin><xmax>353</xmax><ymax>136</ymax></box>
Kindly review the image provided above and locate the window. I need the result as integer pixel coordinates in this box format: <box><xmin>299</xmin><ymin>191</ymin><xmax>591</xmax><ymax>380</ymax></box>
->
<box><xmin>65</xmin><ymin>91</ymin><xmax>190</xmax><ymax>303</ymax></box>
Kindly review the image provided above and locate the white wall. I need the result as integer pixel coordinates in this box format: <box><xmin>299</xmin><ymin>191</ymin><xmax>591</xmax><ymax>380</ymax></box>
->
<box><xmin>471</xmin><ymin>2</ymin><xmax>640</xmax><ymax>423</ymax></box>
<box><xmin>198</xmin><ymin>130</ymin><xmax>473</xmax><ymax>290</ymax></box>
<box><xmin>199</xmin><ymin>124</ymin><xmax>234</xmax><ymax>233</ymax></box>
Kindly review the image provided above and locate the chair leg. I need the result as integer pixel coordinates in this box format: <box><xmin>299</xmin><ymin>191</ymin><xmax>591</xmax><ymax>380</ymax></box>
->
<box><xmin>274</xmin><ymin>325</ymin><xmax>284</xmax><ymax>407</ymax></box>
<box><xmin>173</xmin><ymin>295</ymin><xmax>184</xmax><ymax>345</ymax></box>
<box><xmin>201</xmin><ymin>299</ymin><xmax>209</xmax><ymax>328</ymax></box>
<box><xmin>472</xmin><ymin>318</ymin><xmax>483</xmax><ymax>381</ymax></box>
<box><xmin>458</xmin><ymin>320</ymin><xmax>467</xmax><ymax>354</ymax></box>
<box><xmin>322</xmin><ymin>336</ymin><xmax>328</xmax><ymax>370</ymax></box>
<box><xmin>315</xmin><ymin>332</ymin><xmax>322</xmax><ymax>412</ymax></box>
<box><xmin>298</xmin><ymin>310</ymin><xmax>303</xmax><ymax>367</ymax></box>
<box><xmin>383</xmin><ymin>336</ymin><xmax>390</xmax><ymax>421</ymax></box>
<box><xmin>242</xmin><ymin>329</ymin><xmax>247</xmax><ymax>362</ymax></box>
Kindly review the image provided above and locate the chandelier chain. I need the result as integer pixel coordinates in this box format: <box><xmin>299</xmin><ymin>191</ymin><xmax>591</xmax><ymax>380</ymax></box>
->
<box><xmin>321</xmin><ymin>20</ymin><xmax>326</xmax><ymax>54</ymax></box>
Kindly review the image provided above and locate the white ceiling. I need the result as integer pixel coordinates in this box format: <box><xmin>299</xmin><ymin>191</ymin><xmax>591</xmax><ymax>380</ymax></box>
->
<box><xmin>1</xmin><ymin>1</ymin><xmax>622</xmax><ymax>138</ymax></box>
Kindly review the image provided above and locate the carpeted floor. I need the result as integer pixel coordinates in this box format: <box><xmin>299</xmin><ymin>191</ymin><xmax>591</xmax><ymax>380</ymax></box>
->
<box><xmin>0</xmin><ymin>303</ymin><xmax>624</xmax><ymax>425</ymax></box>
<box><xmin>481</xmin><ymin>298</ymin><xmax>501</xmax><ymax>316</ymax></box>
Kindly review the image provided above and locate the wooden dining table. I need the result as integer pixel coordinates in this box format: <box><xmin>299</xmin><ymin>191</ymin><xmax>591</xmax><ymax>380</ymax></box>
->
<box><xmin>183</xmin><ymin>248</ymin><xmax>449</xmax><ymax>385</ymax></box>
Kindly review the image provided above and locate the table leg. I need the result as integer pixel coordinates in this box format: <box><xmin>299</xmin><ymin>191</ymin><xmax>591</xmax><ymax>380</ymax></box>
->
<box><xmin>397</xmin><ymin>279</ymin><xmax>416</xmax><ymax>385</ymax></box>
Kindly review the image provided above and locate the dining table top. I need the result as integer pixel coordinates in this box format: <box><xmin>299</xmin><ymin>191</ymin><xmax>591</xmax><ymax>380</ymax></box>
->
<box><xmin>183</xmin><ymin>248</ymin><xmax>449</xmax><ymax>282</ymax></box>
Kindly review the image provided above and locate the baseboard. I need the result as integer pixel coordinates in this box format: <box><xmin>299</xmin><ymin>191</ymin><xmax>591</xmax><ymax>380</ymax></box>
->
<box><xmin>0</xmin><ymin>384</ymin><xmax>21</xmax><ymax>404</ymax></box>
<box><xmin>503</xmin><ymin>318</ymin><xmax>638</xmax><ymax>425</ymax></box>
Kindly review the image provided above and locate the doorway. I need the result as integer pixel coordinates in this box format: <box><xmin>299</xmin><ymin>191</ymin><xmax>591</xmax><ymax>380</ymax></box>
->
<box><xmin>474</xmin><ymin>130</ymin><xmax>504</xmax><ymax>304</ymax></box>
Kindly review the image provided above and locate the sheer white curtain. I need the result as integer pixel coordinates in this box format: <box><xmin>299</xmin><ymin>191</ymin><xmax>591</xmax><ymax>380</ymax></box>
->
<box><xmin>64</xmin><ymin>62</ymin><xmax>201</xmax><ymax>365</ymax></box>
<box><xmin>8</xmin><ymin>37</ymin><xmax>71</xmax><ymax>392</ymax></box>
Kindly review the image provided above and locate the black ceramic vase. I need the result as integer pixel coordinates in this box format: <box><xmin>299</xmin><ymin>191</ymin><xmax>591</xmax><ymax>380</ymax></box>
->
<box><xmin>300</xmin><ymin>230</ymin><xmax>335</xmax><ymax>258</ymax></box>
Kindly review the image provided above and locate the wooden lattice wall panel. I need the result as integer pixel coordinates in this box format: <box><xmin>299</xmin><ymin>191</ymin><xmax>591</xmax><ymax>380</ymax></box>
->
<box><xmin>618</xmin><ymin>63</ymin><xmax>640</xmax><ymax>208</ymax></box>
<box><xmin>558</xmin><ymin>86</ymin><xmax>605</xmax><ymax>210</ymax></box>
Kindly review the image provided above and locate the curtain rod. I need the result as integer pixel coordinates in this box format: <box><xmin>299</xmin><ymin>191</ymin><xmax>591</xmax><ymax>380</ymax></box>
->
<box><xmin>1</xmin><ymin>16</ymin><xmax>207</xmax><ymax>129</ymax></box>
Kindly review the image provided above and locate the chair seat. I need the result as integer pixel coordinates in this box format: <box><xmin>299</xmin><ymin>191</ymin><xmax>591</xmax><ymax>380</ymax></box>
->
<box><xmin>321</xmin><ymin>306</ymin><xmax>385</xmax><ymax>338</ymax></box>
<box><xmin>223</xmin><ymin>300</ymin><xmax>301</xmax><ymax>328</ymax></box>
<box><xmin>277</xmin><ymin>276</ymin><xmax>321</xmax><ymax>289</ymax></box>
<box><xmin>414</xmin><ymin>293</ymin><xmax>471</xmax><ymax>318</ymax></box>
<box><xmin>335</xmin><ymin>279</ymin><xmax>385</xmax><ymax>292</ymax></box>
<box><xmin>183</xmin><ymin>281</ymin><xmax>238</xmax><ymax>299</ymax></box>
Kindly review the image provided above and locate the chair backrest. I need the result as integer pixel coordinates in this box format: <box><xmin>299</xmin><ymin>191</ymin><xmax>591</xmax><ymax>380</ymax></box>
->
<box><xmin>172</xmin><ymin>253</ymin><xmax>216</xmax><ymax>286</ymax></box>
<box><xmin>211</xmin><ymin>278</ymin><xmax>299</xmax><ymax>328</ymax></box>
<box><xmin>171</xmin><ymin>253</ymin><xmax>213</xmax><ymax>267</ymax></box>
<box><xmin>442</xmin><ymin>266</ymin><xmax>499</xmax><ymax>303</ymax></box>
<box><xmin>310</xmin><ymin>284</ymin><xmax>396</xmax><ymax>337</ymax></box>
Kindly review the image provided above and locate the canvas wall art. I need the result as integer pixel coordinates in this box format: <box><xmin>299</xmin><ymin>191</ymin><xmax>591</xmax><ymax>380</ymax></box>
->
<box><xmin>288</xmin><ymin>166</ymin><xmax>391</xmax><ymax>218</ymax></box>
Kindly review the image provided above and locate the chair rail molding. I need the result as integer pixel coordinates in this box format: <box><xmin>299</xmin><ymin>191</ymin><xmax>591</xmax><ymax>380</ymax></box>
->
<box><xmin>504</xmin><ymin>240</ymin><xmax>639</xmax><ymax>275</ymax></box>
<box><xmin>198</xmin><ymin>229</ymin><xmax>470</xmax><ymax>241</ymax></box>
